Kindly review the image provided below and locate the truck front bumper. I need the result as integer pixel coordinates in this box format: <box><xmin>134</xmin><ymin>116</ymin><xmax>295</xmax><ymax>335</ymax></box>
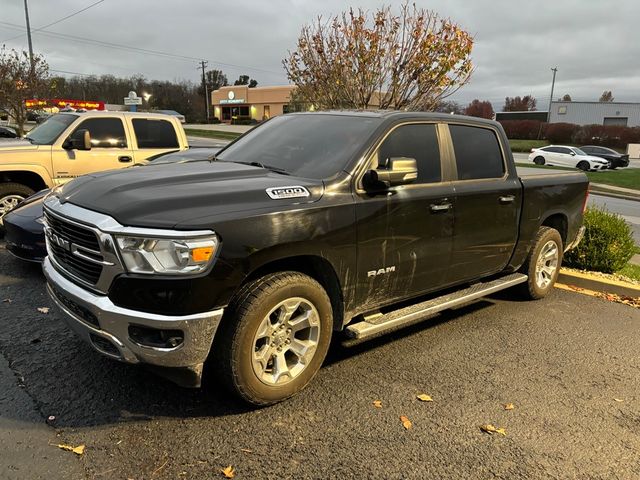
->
<box><xmin>43</xmin><ymin>257</ymin><xmax>224</xmax><ymax>387</ymax></box>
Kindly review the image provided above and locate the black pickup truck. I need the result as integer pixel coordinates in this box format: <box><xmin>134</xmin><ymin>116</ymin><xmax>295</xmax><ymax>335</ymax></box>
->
<box><xmin>42</xmin><ymin>111</ymin><xmax>588</xmax><ymax>405</ymax></box>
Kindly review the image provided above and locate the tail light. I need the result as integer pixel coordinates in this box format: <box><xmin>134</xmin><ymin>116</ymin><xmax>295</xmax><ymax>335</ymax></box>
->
<box><xmin>582</xmin><ymin>189</ymin><xmax>589</xmax><ymax>213</ymax></box>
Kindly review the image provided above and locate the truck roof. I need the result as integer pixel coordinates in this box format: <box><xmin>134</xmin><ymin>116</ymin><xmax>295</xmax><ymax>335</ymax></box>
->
<box><xmin>290</xmin><ymin>110</ymin><xmax>500</xmax><ymax>127</ymax></box>
<box><xmin>66</xmin><ymin>111</ymin><xmax>180</xmax><ymax>120</ymax></box>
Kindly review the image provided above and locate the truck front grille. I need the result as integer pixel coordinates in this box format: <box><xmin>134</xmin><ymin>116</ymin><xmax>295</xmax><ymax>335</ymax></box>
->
<box><xmin>45</xmin><ymin>211</ymin><xmax>104</xmax><ymax>285</ymax></box>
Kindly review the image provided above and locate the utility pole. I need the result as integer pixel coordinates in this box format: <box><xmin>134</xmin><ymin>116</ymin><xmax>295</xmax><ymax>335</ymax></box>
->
<box><xmin>23</xmin><ymin>0</ymin><xmax>34</xmax><ymax>68</ymax></box>
<box><xmin>547</xmin><ymin>67</ymin><xmax>558</xmax><ymax>123</ymax></box>
<box><xmin>199</xmin><ymin>60</ymin><xmax>210</xmax><ymax>123</ymax></box>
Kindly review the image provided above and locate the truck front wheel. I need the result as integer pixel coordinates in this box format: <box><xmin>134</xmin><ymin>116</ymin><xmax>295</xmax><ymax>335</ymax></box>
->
<box><xmin>213</xmin><ymin>271</ymin><xmax>333</xmax><ymax>406</ymax></box>
<box><xmin>519</xmin><ymin>226</ymin><xmax>563</xmax><ymax>300</ymax></box>
<box><xmin>0</xmin><ymin>183</ymin><xmax>35</xmax><ymax>227</ymax></box>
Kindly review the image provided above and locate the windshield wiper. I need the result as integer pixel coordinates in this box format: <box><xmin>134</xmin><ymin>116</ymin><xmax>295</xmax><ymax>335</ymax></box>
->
<box><xmin>230</xmin><ymin>161</ymin><xmax>291</xmax><ymax>175</ymax></box>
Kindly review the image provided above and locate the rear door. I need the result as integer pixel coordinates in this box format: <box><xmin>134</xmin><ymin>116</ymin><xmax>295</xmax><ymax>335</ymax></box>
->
<box><xmin>130</xmin><ymin>118</ymin><xmax>182</xmax><ymax>161</ymax></box>
<box><xmin>445</xmin><ymin>123</ymin><xmax>521</xmax><ymax>284</ymax></box>
<box><xmin>51</xmin><ymin>116</ymin><xmax>133</xmax><ymax>183</ymax></box>
<box><xmin>354</xmin><ymin>122</ymin><xmax>455</xmax><ymax>307</ymax></box>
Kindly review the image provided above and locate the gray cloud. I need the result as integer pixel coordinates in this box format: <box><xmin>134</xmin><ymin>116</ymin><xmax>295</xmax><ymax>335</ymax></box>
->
<box><xmin>2</xmin><ymin>0</ymin><xmax>638</xmax><ymax>110</ymax></box>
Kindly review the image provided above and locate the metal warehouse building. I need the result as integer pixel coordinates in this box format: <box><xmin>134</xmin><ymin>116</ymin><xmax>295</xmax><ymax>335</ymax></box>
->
<box><xmin>549</xmin><ymin>101</ymin><xmax>640</xmax><ymax>127</ymax></box>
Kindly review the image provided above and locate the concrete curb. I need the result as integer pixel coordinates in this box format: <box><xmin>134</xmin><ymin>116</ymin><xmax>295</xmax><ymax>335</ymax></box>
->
<box><xmin>557</xmin><ymin>268</ymin><xmax>640</xmax><ymax>298</ymax></box>
<box><xmin>589</xmin><ymin>187</ymin><xmax>640</xmax><ymax>202</ymax></box>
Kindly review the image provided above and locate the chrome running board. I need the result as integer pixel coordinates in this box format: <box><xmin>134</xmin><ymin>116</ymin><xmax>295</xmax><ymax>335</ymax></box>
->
<box><xmin>345</xmin><ymin>273</ymin><xmax>528</xmax><ymax>341</ymax></box>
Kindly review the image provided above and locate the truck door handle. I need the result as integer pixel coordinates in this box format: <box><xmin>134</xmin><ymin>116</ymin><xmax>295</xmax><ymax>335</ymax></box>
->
<box><xmin>499</xmin><ymin>195</ymin><xmax>515</xmax><ymax>204</ymax></box>
<box><xmin>430</xmin><ymin>203</ymin><xmax>452</xmax><ymax>212</ymax></box>
<box><xmin>118</xmin><ymin>156</ymin><xmax>132</xmax><ymax>163</ymax></box>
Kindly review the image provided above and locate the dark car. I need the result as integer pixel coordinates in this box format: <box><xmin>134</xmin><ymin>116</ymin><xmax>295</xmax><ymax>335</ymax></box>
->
<box><xmin>0</xmin><ymin>126</ymin><xmax>17</xmax><ymax>139</ymax></box>
<box><xmin>3</xmin><ymin>147</ymin><xmax>221</xmax><ymax>262</ymax></box>
<box><xmin>580</xmin><ymin>145</ymin><xmax>629</xmax><ymax>169</ymax></box>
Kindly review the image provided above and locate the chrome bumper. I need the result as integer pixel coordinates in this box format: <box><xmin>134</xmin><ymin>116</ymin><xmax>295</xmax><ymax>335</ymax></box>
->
<box><xmin>565</xmin><ymin>225</ymin><xmax>586</xmax><ymax>252</ymax></box>
<box><xmin>43</xmin><ymin>257</ymin><xmax>223</xmax><ymax>378</ymax></box>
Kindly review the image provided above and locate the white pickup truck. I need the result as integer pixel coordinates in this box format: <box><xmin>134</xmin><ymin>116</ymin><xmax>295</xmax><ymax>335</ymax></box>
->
<box><xmin>0</xmin><ymin>111</ymin><xmax>189</xmax><ymax>224</ymax></box>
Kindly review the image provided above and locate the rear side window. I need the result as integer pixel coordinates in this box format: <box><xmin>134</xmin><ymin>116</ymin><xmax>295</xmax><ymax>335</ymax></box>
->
<box><xmin>132</xmin><ymin>119</ymin><xmax>179</xmax><ymax>148</ymax></box>
<box><xmin>72</xmin><ymin>118</ymin><xmax>127</xmax><ymax>148</ymax></box>
<box><xmin>449</xmin><ymin>125</ymin><xmax>504</xmax><ymax>180</ymax></box>
<box><xmin>377</xmin><ymin>124</ymin><xmax>441</xmax><ymax>184</ymax></box>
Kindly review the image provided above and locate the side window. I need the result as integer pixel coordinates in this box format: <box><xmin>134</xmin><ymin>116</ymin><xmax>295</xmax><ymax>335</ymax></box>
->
<box><xmin>449</xmin><ymin>125</ymin><xmax>504</xmax><ymax>180</ymax></box>
<box><xmin>132</xmin><ymin>119</ymin><xmax>179</xmax><ymax>149</ymax></box>
<box><xmin>558</xmin><ymin>147</ymin><xmax>572</xmax><ymax>154</ymax></box>
<box><xmin>376</xmin><ymin>124</ymin><xmax>441</xmax><ymax>184</ymax></box>
<box><xmin>71</xmin><ymin>118</ymin><xmax>127</xmax><ymax>148</ymax></box>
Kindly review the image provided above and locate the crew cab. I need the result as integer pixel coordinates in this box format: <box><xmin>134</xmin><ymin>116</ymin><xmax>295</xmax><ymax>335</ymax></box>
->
<box><xmin>42</xmin><ymin>111</ymin><xmax>589</xmax><ymax>405</ymax></box>
<box><xmin>0</xmin><ymin>111</ymin><xmax>189</xmax><ymax>225</ymax></box>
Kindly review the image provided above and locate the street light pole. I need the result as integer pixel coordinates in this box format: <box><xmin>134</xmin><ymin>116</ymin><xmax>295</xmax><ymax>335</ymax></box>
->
<box><xmin>547</xmin><ymin>67</ymin><xmax>558</xmax><ymax>123</ymax></box>
<box><xmin>23</xmin><ymin>0</ymin><xmax>34</xmax><ymax>67</ymax></box>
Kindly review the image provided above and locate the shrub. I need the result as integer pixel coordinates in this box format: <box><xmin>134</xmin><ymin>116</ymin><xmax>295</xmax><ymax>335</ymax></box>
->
<box><xmin>545</xmin><ymin>122</ymin><xmax>578</xmax><ymax>144</ymax></box>
<box><xmin>564</xmin><ymin>207</ymin><xmax>636</xmax><ymax>274</ymax></box>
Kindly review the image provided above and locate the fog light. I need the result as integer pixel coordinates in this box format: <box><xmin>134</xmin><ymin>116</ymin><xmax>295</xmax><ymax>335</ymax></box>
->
<box><xmin>128</xmin><ymin>325</ymin><xmax>184</xmax><ymax>349</ymax></box>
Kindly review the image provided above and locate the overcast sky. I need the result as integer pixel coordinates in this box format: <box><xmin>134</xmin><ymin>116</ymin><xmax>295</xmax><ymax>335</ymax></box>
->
<box><xmin>1</xmin><ymin>0</ymin><xmax>638</xmax><ymax>110</ymax></box>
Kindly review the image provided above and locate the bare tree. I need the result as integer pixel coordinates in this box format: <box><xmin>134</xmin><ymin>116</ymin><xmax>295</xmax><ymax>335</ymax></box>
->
<box><xmin>503</xmin><ymin>95</ymin><xmax>537</xmax><ymax>111</ymax></box>
<box><xmin>0</xmin><ymin>48</ymin><xmax>50</xmax><ymax>135</ymax></box>
<box><xmin>434</xmin><ymin>100</ymin><xmax>462</xmax><ymax>114</ymax></box>
<box><xmin>283</xmin><ymin>2</ymin><xmax>474</xmax><ymax>111</ymax></box>
<box><xmin>599</xmin><ymin>90</ymin><xmax>614</xmax><ymax>102</ymax></box>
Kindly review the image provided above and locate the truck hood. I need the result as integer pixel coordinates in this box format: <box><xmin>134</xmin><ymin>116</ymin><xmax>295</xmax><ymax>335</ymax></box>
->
<box><xmin>57</xmin><ymin>161</ymin><xmax>324</xmax><ymax>229</ymax></box>
<box><xmin>0</xmin><ymin>139</ymin><xmax>44</xmax><ymax>153</ymax></box>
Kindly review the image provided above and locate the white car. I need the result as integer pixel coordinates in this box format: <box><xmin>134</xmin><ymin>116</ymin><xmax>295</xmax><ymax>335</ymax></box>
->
<box><xmin>157</xmin><ymin>109</ymin><xmax>186</xmax><ymax>123</ymax></box>
<box><xmin>528</xmin><ymin>145</ymin><xmax>610</xmax><ymax>171</ymax></box>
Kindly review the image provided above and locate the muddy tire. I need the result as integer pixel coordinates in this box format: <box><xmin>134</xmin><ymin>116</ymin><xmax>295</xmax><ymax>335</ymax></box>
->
<box><xmin>519</xmin><ymin>226</ymin><xmax>563</xmax><ymax>300</ymax></box>
<box><xmin>212</xmin><ymin>271</ymin><xmax>333</xmax><ymax>406</ymax></box>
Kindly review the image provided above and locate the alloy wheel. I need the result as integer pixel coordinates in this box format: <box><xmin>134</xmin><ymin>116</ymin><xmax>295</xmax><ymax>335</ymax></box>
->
<box><xmin>251</xmin><ymin>297</ymin><xmax>320</xmax><ymax>386</ymax></box>
<box><xmin>535</xmin><ymin>240</ymin><xmax>559</xmax><ymax>290</ymax></box>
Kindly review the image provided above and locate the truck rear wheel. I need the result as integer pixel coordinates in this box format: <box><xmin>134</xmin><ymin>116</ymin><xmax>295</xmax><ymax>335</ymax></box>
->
<box><xmin>0</xmin><ymin>183</ymin><xmax>35</xmax><ymax>228</ymax></box>
<box><xmin>213</xmin><ymin>271</ymin><xmax>333</xmax><ymax>406</ymax></box>
<box><xmin>519</xmin><ymin>226</ymin><xmax>563</xmax><ymax>300</ymax></box>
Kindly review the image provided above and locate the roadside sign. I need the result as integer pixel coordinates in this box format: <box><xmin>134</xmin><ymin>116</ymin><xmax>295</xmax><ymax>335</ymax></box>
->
<box><xmin>124</xmin><ymin>91</ymin><xmax>142</xmax><ymax>105</ymax></box>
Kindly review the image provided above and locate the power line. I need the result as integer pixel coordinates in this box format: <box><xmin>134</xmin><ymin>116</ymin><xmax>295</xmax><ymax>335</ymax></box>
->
<box><xmin>2</xmin><ymin>0</ymin><xmax>105</xmax><ymax>43</ymax></box>
<box><xmin>0</xmin><ymin>20</ymin><xmax>283</xmax><ymax>77</ymax></box>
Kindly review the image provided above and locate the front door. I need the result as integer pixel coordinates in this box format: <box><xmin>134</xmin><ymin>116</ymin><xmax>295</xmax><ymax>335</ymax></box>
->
<box><xmin>52</xmin><ymin>116</ymin><xmax>132</xmax><ymax>184</ymax></box>
<box><xmin>354</xmin><ymin>123</ymin><xmax>454</xmax><ymax>310</ymax></box>
<box><xmin>445</xmin><ymin>123</ymin><xmax>520</xmax><ymax>284</ymax></box>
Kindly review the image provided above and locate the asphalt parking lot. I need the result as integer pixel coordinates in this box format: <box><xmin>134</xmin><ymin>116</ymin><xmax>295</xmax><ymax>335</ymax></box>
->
<box><xmin>1</xmin><ymin>241</ymin><xmax>639</xmax><ymax>480</ymax></box>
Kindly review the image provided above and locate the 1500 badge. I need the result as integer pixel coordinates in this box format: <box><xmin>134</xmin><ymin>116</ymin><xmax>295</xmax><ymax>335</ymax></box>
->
<box><xmin>266</xmin><ymin>186</ymin><xmax>310</xmax><ymax>200</ymax></box>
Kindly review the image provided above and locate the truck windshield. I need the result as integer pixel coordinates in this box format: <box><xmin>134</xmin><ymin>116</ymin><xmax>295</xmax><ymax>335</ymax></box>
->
<box><xmin>217</xmin><ymin>114</ymin><xmax>382</xmax><ymax>179</ymax></box>
<box><xmin>25</xmin><ymin>114</ymin><xmax>77</xmax><ymax>145</ymax></box>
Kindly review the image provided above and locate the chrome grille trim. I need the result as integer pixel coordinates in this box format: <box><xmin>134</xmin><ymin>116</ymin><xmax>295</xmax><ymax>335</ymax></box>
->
<box><xmin>44</xmin><ymin>196</ymin><xmax>125</xmax><ymax>294</ymax></box>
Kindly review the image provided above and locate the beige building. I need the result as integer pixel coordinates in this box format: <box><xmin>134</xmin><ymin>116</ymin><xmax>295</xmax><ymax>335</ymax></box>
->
<box><xmin>211</xmin><ymin>85</ymin><xmax>296</xmax><ymax>123</ymax></box>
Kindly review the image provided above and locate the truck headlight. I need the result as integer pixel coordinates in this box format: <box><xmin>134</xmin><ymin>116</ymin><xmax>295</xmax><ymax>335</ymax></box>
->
<box><xmin>115</xmin><ymin>234</ymin><xmax>219</xmax><ymax>275</ymax></box>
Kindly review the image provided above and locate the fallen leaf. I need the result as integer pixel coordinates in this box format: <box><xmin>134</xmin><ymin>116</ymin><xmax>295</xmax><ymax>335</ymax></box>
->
<box><xmin>221</xmin><ymin>466</ymin><xmax>235</xmax><ymax>478</ymax></box>
<box><xmin>37</xmin><ymin>307</ymin><xmax>50</xmax><ymax>314</ymax></box>
<box><xmin>614</xmin><ymin>398</ymin><xmax>624</xmax><ymax>403</ymax></box>
<box><xmin>3</xmin><ymin>298</ymin><xmax>11</xmax><ymax>303</ymax></box>
<box><xmin>417</xmin><ymin>393</ymin><xmax>433</xmax><ymax>402</ymax></box>
<box><xmin>57</xmin><ymin>443</ymin><xmax>85</xmax><ymax>455</ymax></box>
<box><xmin>504</xmin><ymin>403</ymin><xmax>515</xmax><ymax>410</ymax></box>
<box><xmin>372</xmin><ymin>400</ymin><xmax>382</xmax><ymax>408</ymax></box>
<box><xmin>400</xmin><ymin>415</ymin><xmax>412</xmax><ymax>430</ymax></box>
<box><xmin>480</xmin><ymin>424</ymin><xmax>506</xmax><ymax>436</ymax></box>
